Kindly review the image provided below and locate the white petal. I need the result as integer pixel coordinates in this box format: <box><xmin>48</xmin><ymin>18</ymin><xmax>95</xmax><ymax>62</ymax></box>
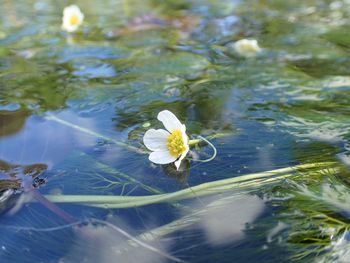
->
<box><xmin>157</xmin><ymin>110</ymin><xmax>185</xmax><ymax>133</ymax></box>
<box><xmin>62</xmin><ymin>23</ymin><xmax>78</xmax><ymax>32</ymax></box>
<box><xmin>76</xmin><ymin>10</ymin><xmax>84</xmax><ymax>21</ymax></box>
<box><xmin>174</xmin><ymin>147</ymin><xmax>189</xmax><ymax>170</ymax></box>
<box><xmin>149</xmin><ymin>151</ymin><xmax>177</xmax><ymax>164</ymax></box>
<box><xmin>63</xmin><ymin>5</ymin><xmax>82</xmax><ymax>16</ymax></box>
<box><xmin>143</xmin><ymin>129</ymin><xmax>169</xmax><ymax>151</ymax></box>
<box><xmin>62</xmin><ymin>5</ymin><xmax>84</xmax><ymax>32</ymax></box>
<box><xmin>181</xmin><ymin>129</ymin><xmax>189</xmax><ymax>145</ymax></box>
<box><xmin>232</xmin><ymin>39</ymin><xmax>261</xmax><ymax>57</ymax></box>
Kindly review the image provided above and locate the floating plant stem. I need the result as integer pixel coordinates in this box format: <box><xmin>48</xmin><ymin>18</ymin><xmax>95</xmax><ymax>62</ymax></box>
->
<box><xmin>45</xmin><ymin>114</ymin><xmax>146</xmax><ymax>154</ymax></box>
<box><xmin>190</xmin><ymin>135</ymin><xmax>217</xmax><ymax>163</ymax></box>
<box><xmin>188</xmin><ymin>132</ymin><xmax>230</xmax><ymax>146</ymax></box>
<box><xmin>45</xmin><ymin>114</ymin><xmax>228</xmax><ymax>154</ymax></box>
<box><xmin>43</xmin><ymin>162</ymin><xmax>338</xmax><ymax>208</ymax></box>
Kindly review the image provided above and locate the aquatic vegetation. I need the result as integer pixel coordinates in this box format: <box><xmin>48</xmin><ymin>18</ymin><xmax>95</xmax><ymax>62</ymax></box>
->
<box><xmin>1</xmin><ymin>0</ymin><xmax>350</xmax><ymax>262</ymax></box>
<box><xmin>62</xmin><ymin>5</ymin><xmax>84</xmax><ymax>33</ymax></box>
<box><xmin>143</xmin><ymin>110</ymin><xmax>189</xmax><ymax>170</ymax></box>
<box><xmin>44</xmin><ymin>162</ymin><xmax>338</xmax><ymax>208</ymax></box>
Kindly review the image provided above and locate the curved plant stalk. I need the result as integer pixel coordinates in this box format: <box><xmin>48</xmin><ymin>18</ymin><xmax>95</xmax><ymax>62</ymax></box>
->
<box><xmin>45</xmin><ymin>114</ymin><xmax>230</xmax><ymax>153</ymax></box>
<box><xmin>188</xmin><ymin>132</ymin><xmax>231</xmax><ymax>146</ymax></box>
<box><xmin>190</xmin><ymin>135</ymin><xmax>217</xmax><ymax>163</ymax></box>
<box><xmin>44</xmin><ymin>162</ymin><xmax>338</xmax><ymax>208</ymax></box>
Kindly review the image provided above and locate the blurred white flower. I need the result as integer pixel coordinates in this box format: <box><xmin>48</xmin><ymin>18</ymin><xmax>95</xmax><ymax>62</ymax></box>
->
<box><xmin>143</xmin><ymin>110</ymin><xmax>189</xmax><ymax>170</ymax></box>
<box><xmin>62</xmin><ymin>5</ymin><xmax>84</xmax><ymax>32</ymax></box>
<box><xmin>232</xmin><ymin>39</ymin><xmax>261</xmax><ymax>57</ymax></box>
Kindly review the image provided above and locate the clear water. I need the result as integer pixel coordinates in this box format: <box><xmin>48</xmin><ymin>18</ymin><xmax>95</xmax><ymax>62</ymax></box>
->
<box><xmin>0</xmin><ymin>0</ymin><xmax>350</xmax><ymax>262</ymax></box>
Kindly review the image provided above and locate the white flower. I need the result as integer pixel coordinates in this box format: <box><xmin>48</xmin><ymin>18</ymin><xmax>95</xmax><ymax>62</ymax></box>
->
<box><xmin>231</xmin><ymin>39</ymin><xmax>261</xmax><ymax>57</ymax></box>
<box><xmin>62</xmin><ymin>5</ymin><xmax>84</xmax><ymax>33</ymax></box>
<box><xmin>143</xmin><ymin>110</ymin><xmax>189</xmax><ymax>170</ymax></box>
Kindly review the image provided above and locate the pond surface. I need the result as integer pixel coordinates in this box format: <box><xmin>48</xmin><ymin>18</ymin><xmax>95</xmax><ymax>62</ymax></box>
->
<box><xmin>0</xmin><ymin>0</ymin><xmax>350</xmax><ymax>262</ymax></box>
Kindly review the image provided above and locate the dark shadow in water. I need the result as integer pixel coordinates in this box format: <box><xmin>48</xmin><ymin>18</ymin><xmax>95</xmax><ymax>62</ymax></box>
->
<box><xmin>0</xmin><ymin>109</ymin><xmax>30</xmax><ymax>138</ymax></box>
<box><xmin>162</xmin><ymin>159</ymin><xmax>190</xmax><ymax>184</ymax></box>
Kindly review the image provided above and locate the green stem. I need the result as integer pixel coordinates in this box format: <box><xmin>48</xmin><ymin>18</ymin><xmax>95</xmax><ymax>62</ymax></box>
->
<box><xmin>191</xmin><ymin>135</ymin><xmax>217</xmax><ymax>162</ymax></box>
<box><xmin>44</xmin><ymin>162</ymin><xmax>337</xmax><ymax>208</ymax></box>
<box><xmin>188</xmin><ymin>132</ymin><xmax>230</xmax><ymax>146</ymax></box>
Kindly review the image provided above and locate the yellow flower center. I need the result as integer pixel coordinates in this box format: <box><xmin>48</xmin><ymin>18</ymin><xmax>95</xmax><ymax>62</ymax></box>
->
<box><xmin>70</xmin><ymin>14</ymin><xmax>80</xmax><ymax>25</ymax></box>
<box><xmin>167</xmin><ymin>129</ymin><xmax>187</xmax><ymax>157</ymax></box>
<box><xmin>239</xmin><ymin>42</ymin><xmax>259</xmax><ymax>53</ymax></box>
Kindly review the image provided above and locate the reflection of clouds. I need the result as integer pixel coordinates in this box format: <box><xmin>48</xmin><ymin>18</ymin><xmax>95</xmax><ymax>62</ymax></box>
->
<box><xmin>73</xmin><ymin>62</ymin><xmax>117</xmax><ymax>79</ymax></box>
<box><xmin>0</xmin><ymin>111</ymin><xmax>109</xmax><ymax>168</ymax></box>
<box><xmin>0</xmin><ymin>116</ymin><xmax>72</xmax><ymax>168</ymax></box>
<box><xmin>281</xmin><ymin>116</ymin><xmax>349</xmax><ymax>143</ymax></box>
<box><xmin>256</xmin><ymin>144</ymin><xmax>274</xmax><ymax>171</ymax></box>
<box><xmin>99</xmin><ymin>147</ymin><xmax>124</xmax><ymax>165</ymax></box>
<box><xmin>266</xmin><ymin>221</ymin><xmax>288</xmax><ymax>243</ymax></box>
<box><xmin>195</xmin><ymin>195</ymin><xmax>265</xmax><ymax>246</ymax></box>
<box><xmin>60</xmin><ymin>221</ymin><xmax>170</xmax><ymax>263</ymax></box>
<box><xmin>319</xmin><ymin>233</ymin><xmax>350</xmax><ymax>263</ymax></box>
<box><xmin>66</xmin><ymin>113</ymin><xmax>99</xmax><ymax>149</ymax></box>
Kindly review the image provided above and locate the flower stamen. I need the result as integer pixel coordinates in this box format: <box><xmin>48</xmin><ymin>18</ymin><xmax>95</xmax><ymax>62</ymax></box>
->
<box><xmin>167</xmin><ymin>129</ymin><xmax>187</xmax><ymax>157</ymax></box>
<box><xmin>70</xmin><ymin>14</ymin><xmax>79</xmax><ymax>25</ymax></box>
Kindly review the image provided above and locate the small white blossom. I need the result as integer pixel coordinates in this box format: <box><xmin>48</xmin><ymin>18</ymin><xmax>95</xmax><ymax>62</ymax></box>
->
<box><xmin>143</xmin><ymin>110</ymin><xmax>189</xmax><ymax>170</ymax></box>
<box><xmin>62</xmin><ymin>5</ymin><xmax>84</xmax><ymax>33</ymax></box>
<box><xmin>231</xmin><ymin>39</ymin><xmax>261</xmax><ymax>57</ymax></box>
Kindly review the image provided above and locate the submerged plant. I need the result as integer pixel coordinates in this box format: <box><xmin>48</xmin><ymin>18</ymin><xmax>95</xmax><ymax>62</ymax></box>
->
<box><xmin>62</xmin><ymin>5</ymin><xmax>84</xmax><ymax>33</ymax></box>
<box><xmin>143</xmin><ymin>110</ymin><xmax>189</xmax><ymax>170</ymax></box>
<box><xmin>270</xmin><ymin>177</ymin><xmax>350</xmax><ymax>262</ymax></box>
<box><xmin>44</xmin><ymin>162</ymin><xmax>338</xmax><ymax>208</ymax></box>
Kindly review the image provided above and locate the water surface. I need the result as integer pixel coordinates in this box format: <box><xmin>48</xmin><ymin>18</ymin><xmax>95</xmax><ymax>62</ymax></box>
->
<box><xmin>0</xmin><ymin>0</ymin><xmax>350</xmax><ymax>262</ymax></box>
